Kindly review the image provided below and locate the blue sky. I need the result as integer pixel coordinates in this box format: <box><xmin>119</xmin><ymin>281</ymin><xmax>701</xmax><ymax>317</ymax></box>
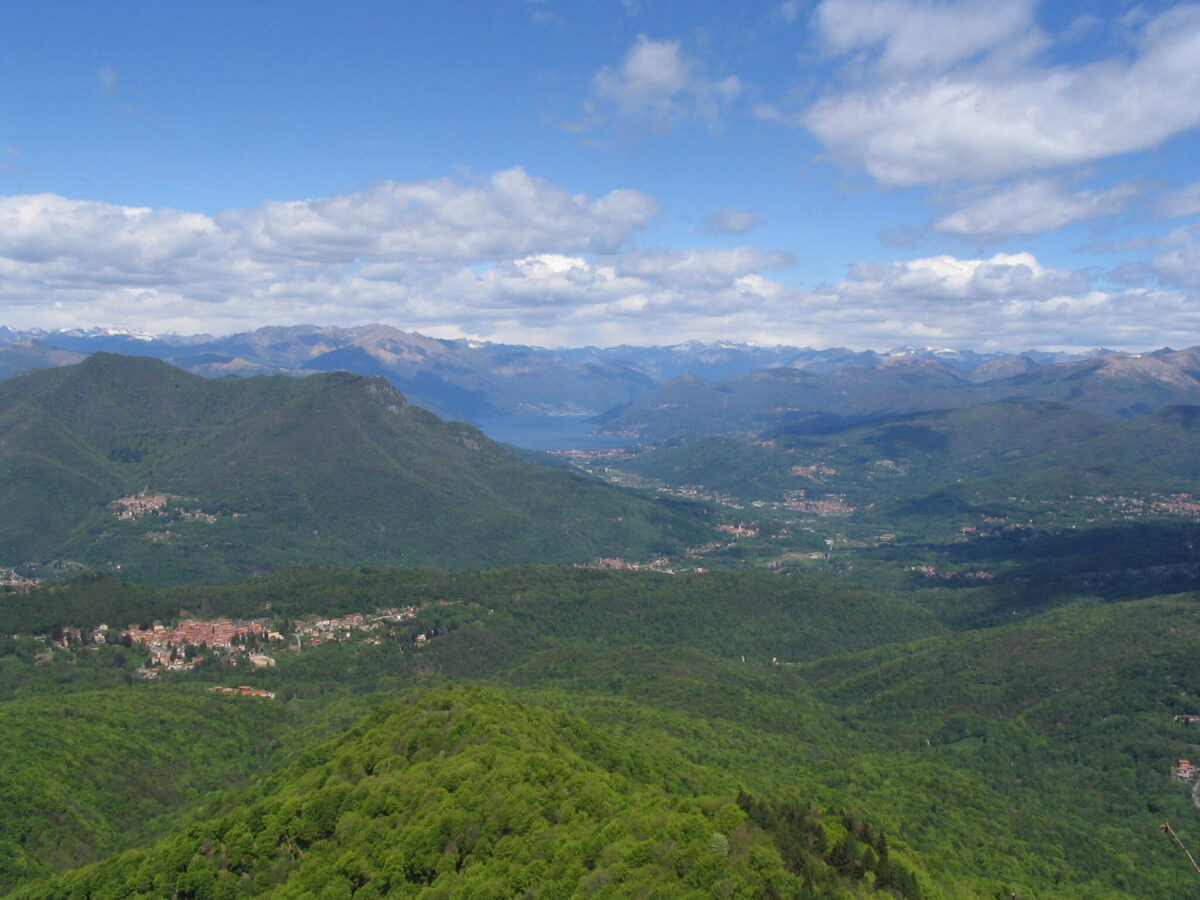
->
<box><xmin>2</xmin><ymin>0</ymin><xmax>1200</xmax><ymax>350</ymax></box>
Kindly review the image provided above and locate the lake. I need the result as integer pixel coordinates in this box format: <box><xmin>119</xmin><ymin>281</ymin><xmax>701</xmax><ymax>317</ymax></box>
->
<box><xmin>467</xmin><ymin>415</ymin><xmax>638</xmax><ymax>451</ymax></box>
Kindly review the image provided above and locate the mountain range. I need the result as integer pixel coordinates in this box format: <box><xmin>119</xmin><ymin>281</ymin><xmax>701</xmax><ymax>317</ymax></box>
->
<box><xmin>0</xmin><ymin>325</ymin><xmax>1160</xmax><ymax>434</ymax></box>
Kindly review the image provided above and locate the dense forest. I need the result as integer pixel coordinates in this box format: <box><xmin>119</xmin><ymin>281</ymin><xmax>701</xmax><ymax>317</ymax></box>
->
<box><xmin>4</xmin><ymin>564</ymin><xmax>1200</xmax><ymax>897</ymax></box>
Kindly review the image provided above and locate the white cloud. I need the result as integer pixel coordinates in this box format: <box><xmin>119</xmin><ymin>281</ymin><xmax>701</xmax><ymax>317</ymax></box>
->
<box><xmin>232</xmin><ymin>167</ymin><xmax>657</xmax><ymax>262</ymax></box>
<box><xmin>805</xmin><ymin>3</ymin><xmax>1200</xmax><ymax>186</ymax></box>
<box><xmin>616</xmin><ymin>247</ymin><xmax>793</xmax><ymax>284</ymax></box>
<box><xmin>1159</xmin><ymin>182</ymin><xmax>1200</xmax><ymax>220</ymax></box>
<box><xmin>0</xmin><ymin>179</ymin><xmax>798</xmax><ymax>345</ymax></box>
<box><xmin>838</xmin><ymin>251</ymin><xmax>1086</xmax><ymax>303</ymax></box>
<box><xmin>0</xmin><ymin>194</ymin><xmax>238</xmax><ymax>286</ymax></box>
<box><xmin>815</xmin><ymin>0</ymin><xmax>1040</xmax><ymax>75</ymax></box>
<box><xmin>788</xmin><ymin>251</ymin><xmax>1194</xmax><ymax>350</ymax></box>
<box><xmin>343</xmin><ymin>247</ymin><xmax>799</xmax><ymax>346</ymax></box>
<box><xmin>1152</xmin><ymin>224</ymin><xmax>1200</xmax><ymax>288</ymax></box>
<box><xmin>0</xmin><ymin>172</ymin><xmax>659</xmax><ymax>337</ymax></box>
<box><xmin>702</xmin><ymin>208</ymin><xmax>760</xmax><ymax>235</ymax></box>
<box><xmin>362</xmin><ymin>247</ymin><xmax>792</xmax><ymax>313</ymax></box>
<box><xmin>586</xmin><ymin>36</ymin><xmax>743</xmax><ymax>130</ymax></box>
<box><xmin>1</xmin><ymin>182</ymin><xmax>1197</xmax><ymax>351</ymax></box>
<box><xmin>935</xmin><ymin>179</ymin><xmax>1146</xmax><ymax>238</ymax></box>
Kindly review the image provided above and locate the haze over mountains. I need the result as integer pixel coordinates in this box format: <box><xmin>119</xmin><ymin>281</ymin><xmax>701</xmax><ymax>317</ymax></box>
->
<box><xmin>597</xmin><ymin>347</ymin><xmax>1200</xmax><ymax>442</ymax></box>
<box><xmin>0</xmin><ymin>325</ymin><xmax>1190</xmax><ymax>446</ymax></box>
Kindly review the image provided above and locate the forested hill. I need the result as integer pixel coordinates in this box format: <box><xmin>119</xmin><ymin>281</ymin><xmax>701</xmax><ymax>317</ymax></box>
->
<box><xmin>6</xmin><ymin>566</ymin><xmax>1200</xmax><ymax>896</ymax></box>
<box><xmin>5</xmin><ymin>686</ymin><xmax>929</xmax><ymax>900</ymax></box>
<box><xmin>0</xmin><ymin>354</ymin><xmax>711</xmax><ymax>584</ymax></box>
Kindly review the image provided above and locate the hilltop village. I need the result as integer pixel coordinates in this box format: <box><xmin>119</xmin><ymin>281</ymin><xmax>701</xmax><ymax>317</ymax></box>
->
<box><xmin>26</xmin><ymin>605</ymin><xmax>428</xmax><ymax>680</ymax></box>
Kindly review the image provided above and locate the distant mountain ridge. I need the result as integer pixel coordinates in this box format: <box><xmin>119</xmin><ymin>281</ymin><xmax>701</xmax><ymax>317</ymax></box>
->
<box><xmin>0</xmin><ymin>324</ymin><xmax>1162</xmax><ymax>427</ymax></box>
<box><xmin>597</xmin><ymin>347</ymin><xmax>1200</xmax><ymax>441</ymax></box>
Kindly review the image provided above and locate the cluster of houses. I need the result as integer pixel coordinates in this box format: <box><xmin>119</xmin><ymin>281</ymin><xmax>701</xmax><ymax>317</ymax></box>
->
<box><xmin>109</xmin><ymin>492</ymin><xmax>172</xmax><ymax>519</ymax></box>
<box><xmin>1063</xmin><ymin>492</ymin><xmax>1200</xmax><ymax>525</ymax></box>
<box><xmin>789</xmin><ymin>464</ymin><xmax>839</xmax><ymax>479</ymax></box>
<box><xmin>124</xmin><ymin>617</ymin><xmax>277</xmax><ymax>649</ymax></box>
<box><xmin>125</xmin><ymin>605</ymin><xmax>425</xmax><ymax>676</ymax></box>
<box><xmin>208</xmin><ymin>685</ymin><xmax>276</xmax><ymax>699</ymax></box>
<box><xmin>588</xmin><ymin>556</ymin><xmax>678</xmax><ymax>573</ymax></box>
<box><xmin>716</xmin><ymin>524</ymin><xmax>759</xmax><ymax>537</ymax></box>
<box><xmin>16</xmin><ymin>601</ymin><xmax>446</xmax><ymax>683</ymax></box>
<box><xmin>1169</xmin><ymin>715</ymin><xmax>1200</xmax><ymax>782</ymax></box>
<box><xmin>293</xmin><ymin>607</ymin><xmax>416</xmax><ymax>646</ymax></box>
<box><xmin>772</xmin><ymin>491</ymin><xmax>854</xmax><ymax>516</ymax></box>
<box><xmin>908</xmin><ymin>565</ymin><xmax>996</xmax><ymax>581</ymax></box>
<box><xmin>108</xmin><ymin>491</ymin><xmax>238</xmax><ymax>527</ymax></box>
<box><xmin>548</xmin><ymin>447</ymin><xmax>641</xmax><ymax>465</ymax></box>
<box><xmin>0</xmin><ymin>568</ymin><xmax>37</xmax><ymax>589</ymax></box>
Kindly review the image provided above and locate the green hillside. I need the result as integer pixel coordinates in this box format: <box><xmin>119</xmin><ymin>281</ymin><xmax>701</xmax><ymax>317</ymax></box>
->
<box><xmin>609</xmin><ymin>400</ymin><xmax>1200</xmax><ymax>541</ymax></box>
<box><xmin>0</xmin><ymin>355</ymin><xmax>712</xmax><ymax>584</ymax></box>
<box><xmin>620</xmin><ymin>400</ymin><xmax>1112</xmax><ymax>500</ymax></box>
<box><xmin>0</xmin><ymin>687</ymin><xmax>305</xmax><ymax>889</ymax></box>
<box><xmin>5</xmin><ymin>566</ymin><xmax>1200</xmax><ymax>897</ymax></box>
<box><xmin>0</xmin><ymin>566</ymin><xmax>947</xmax><ymax>672</ymax></box>
<box><xmin>7</xmin><ymin>686</ymin><xmax>936</xmax><ymax>900</ymax></box>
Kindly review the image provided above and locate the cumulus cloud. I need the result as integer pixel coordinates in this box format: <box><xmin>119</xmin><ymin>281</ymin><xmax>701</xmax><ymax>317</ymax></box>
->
<box><xmin>789</xmin><ymin>251</ymin><xmax>1194</xmax><ymax>350</ymax></box>
<box><xmin>362</xmin><ymin>247</ymin><xmax>792</xmax><ymax>316</ymax></box>
<box><xmin>0</xmin><ymin>194</ymin><xmax>238</xmax><ymax>285</ymax></box>
<box><xmin>0</xmin><ymin>172</ymin><xmax>656</xmax><ymax>335</ymax></box>
<box><xmin>805</xmin><ymin>2</ymin><xmax>1200</xmax><ymax>186</ymax></box>
<box><xmin>0</xmin><ymin>176</ymin><xmax>799</xmax><ymax>345</ymax></box>
<box><xmin>231</xmin><ymin>167</ymin><xmax>657</xmax><ymax>262</ymax></box>
<box><xmin>616</xmin><ymin>247</ymin><xmax>792</xmax><ymax>284</ymax></box>
<box><xmin>1</xmin><ymin>179</ymin><xmax>1196</xmax><ymax>350</ymax></box>
<box><xmin>702</xmin><ymin>208</ymin><xmax>760</xmax><ymax>235</ymax></box>
<box><xmin>358</xmin><ymin>247</ymin><xmax>1196</xmax><ymax>350</ymax></box>
<box><xmin>585</xmin><ymin>36</ymin><xmax>743</xmax><ymax>130</ymax></box>
<box><xmin>935</xmin><ymin>179</ymin><xmax>1146</xmax><ymax>238</ymax></box>
<box><xmin>837</xmin><ymin>251</ymin><xmax>1087</xmax><ymax>303</ymax></box>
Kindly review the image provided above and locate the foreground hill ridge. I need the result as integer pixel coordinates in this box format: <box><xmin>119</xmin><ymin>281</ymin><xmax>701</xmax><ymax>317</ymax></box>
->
<box><xmin>0</xmin><ymin>354</ymin><xmax>711</xmax><ymax>585</ymax></box>
<box><xmin>4</xmin><ymin>685</ymin><xmax>929</xmax><ymax>900</ymax></box>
